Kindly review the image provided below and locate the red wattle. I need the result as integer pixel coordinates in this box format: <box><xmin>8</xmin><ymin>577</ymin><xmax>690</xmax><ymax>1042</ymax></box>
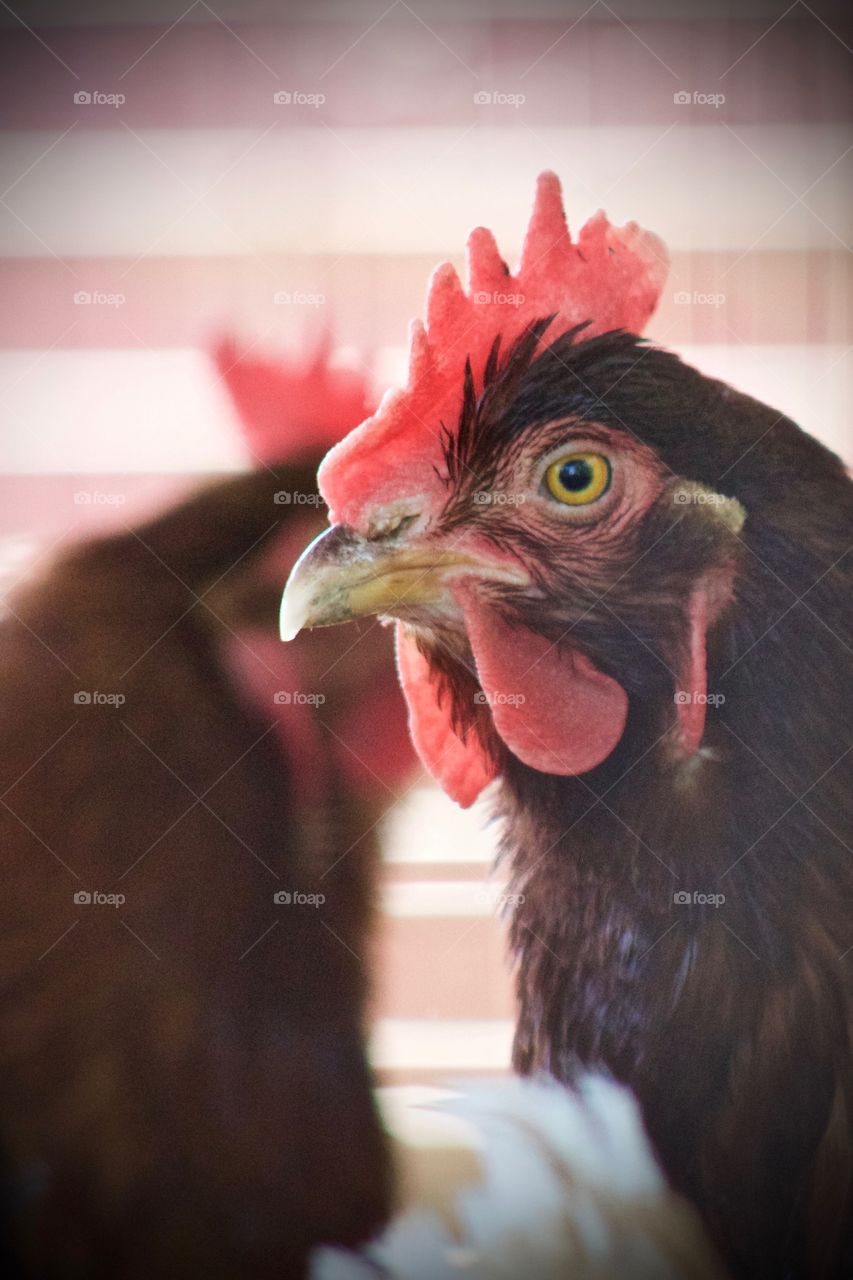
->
<box><xmin>395</xmin><ymin>625</ymin><xmax>497</xmax><ymax>809</ymax></box>
<box><xmin>455</xmin><ymin>583</ymin><xmax>629</xmax><ymax>777</ymax></box>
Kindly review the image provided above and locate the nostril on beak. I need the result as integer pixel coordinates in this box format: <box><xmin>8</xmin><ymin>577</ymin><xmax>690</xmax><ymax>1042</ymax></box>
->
<box><xmin>365</xmin><ymin>508</ymin><xmax>421</xmax><ymax>542</ymax></box>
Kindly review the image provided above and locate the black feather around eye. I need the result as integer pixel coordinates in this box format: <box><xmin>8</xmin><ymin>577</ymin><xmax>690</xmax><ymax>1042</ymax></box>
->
<box><xmin>439</xmin><ymin>316</ymin><xmax>561</xmax><ymax>493</ymax></box>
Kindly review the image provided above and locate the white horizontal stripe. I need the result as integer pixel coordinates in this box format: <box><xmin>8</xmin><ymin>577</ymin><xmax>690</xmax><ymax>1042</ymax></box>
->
<box><xmin>0</xmin><ymin>344</ymin><xmax>849</xmax><ymax>473</ymax></box>
<box><xmin>371</xmin><ymin>1018</ymin><xmax>514</xmax><ymax>1072</ymax></box>
<box><xmin>0</xmin><ymin>125</ymin><xmax>849</xmax><ymax>257</ymax></box>
<box><xmin>0</xmin><ymin>348</ymin><xmax>246</xmax><ymax>473</ymax></box>
<box><xmin>383</xmin><ymin>879</ymin><xmax>514</xmax><ymax>917</ymax></box>
<box><xmin>383</xmin><ymin>783</ymin><xmax>498</xmax><ymax>865</ymax></box>
<box><xmin>376</xmin><ymin>1085</ymin><xmax>477</xmax><ymax>1152</ymax></box>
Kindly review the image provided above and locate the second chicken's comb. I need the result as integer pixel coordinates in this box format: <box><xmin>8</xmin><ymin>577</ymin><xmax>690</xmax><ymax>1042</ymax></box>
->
<box><xmin>317</xmin><ymin>171</ymin><xmax>669</xmax><ymax>530</ymax></box>
<box><xmin>214</xmin><ymin>331</ymin><xmax>374</xmax><ymax>466</ymax></box>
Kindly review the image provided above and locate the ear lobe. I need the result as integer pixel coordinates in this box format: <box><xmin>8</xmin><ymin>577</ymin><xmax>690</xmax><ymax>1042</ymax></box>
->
<box><xmin>670</xmin><ymin>490</ymin><xmax>743</xmax><ymax>756</ymax></box>
<box><xmin>676</xmin><ymin>560</ymin><xmax>739</xmax><ymax>753</ymax></box>
<box><xmin>675</xmin><ymin>586</ymin><xmax>710</xmax><ymax>755</ymax></box>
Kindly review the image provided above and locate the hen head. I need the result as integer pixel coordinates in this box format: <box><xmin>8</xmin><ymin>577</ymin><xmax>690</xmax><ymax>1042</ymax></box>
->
<box><xmin>281</xmin><ymin>174</ymin><xmax>749</xmax><ymax>807</ymax></box>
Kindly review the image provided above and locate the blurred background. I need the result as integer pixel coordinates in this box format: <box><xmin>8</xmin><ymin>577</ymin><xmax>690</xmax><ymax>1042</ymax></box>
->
<box><xmin>0</xmin><ymin>0</ymin><xmax>850</xmax><ymax>1086</ymax></box>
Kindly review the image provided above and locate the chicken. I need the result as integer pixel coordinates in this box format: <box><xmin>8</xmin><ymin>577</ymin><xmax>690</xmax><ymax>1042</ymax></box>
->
<box><xmin>0</xmin><ymin>342</ymin><xmax>413</xmax><ymax>1276</ymax></box>
<box><xmin>213</xmin><ymin>331</ymin><xmax>374</xmax><ymax>467</ymax></box>
<box><xmin>313</xmin><ymin>1075</ymin><xmax>726</xmax><ymax>1280</ymax></box>
<box><xmin>281</xmin><ymin>173</ymin><xmax>853</xmax><ymax>1280</ymax></box>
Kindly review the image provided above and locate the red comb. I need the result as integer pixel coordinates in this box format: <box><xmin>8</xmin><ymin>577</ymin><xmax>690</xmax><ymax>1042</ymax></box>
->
<box><xmin>318</xmin><ymin>171</ymin><xmax>668</xmax><ymax>529</ymax></box>
<box><xmin>214</xmin><ymin>331</ymin><xmax>375</xmax><ymax>465</ymax></box>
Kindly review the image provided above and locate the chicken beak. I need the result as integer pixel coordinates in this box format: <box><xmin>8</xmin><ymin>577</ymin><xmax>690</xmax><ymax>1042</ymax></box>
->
<box><xmin>280</xmin><ymin>524</ymin><xmax>526</xmax><ymax>640</ymax></box>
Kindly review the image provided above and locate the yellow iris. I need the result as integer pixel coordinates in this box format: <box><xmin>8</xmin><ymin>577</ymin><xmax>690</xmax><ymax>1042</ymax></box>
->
<box><xmin>545</xmin><ymin>452</ymin><xmax>612</xmax><ymax>506</ymax></box>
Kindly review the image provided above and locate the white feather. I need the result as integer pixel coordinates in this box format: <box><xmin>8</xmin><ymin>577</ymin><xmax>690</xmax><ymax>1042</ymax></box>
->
<box><xmin>311</xmin><ymin>1075</ymin><xmax>724</xmax><ymax>1280</ymax></box>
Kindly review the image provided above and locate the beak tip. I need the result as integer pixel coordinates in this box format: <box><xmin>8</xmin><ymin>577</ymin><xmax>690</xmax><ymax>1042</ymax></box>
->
<box><xmin>278</xmin><ymin>582</ymin><xmax>306</xmax><ymax>642</ymax></box>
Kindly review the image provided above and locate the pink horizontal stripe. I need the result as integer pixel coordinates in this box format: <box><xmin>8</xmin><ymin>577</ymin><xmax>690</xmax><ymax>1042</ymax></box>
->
<box><xmin>0</xmin><ymin>474</ymin><xmax>209</xmax><ymax>541</ymax></box>
<box><xmin>0</xmin><ymin>18</ymin><xmax>850</xmax><ymax>129</ymax></box>
<box><xmin>375</xmin><ymin>1068</ymin><xmax>509</xmax><ymax>1084</ymax></box>
<box><xmin>374</xmin><ymin>916</ymin><xmax>515</xmax><ymax>1021</ymax></box>
<box><xmin>0</xmin><ymin>251</ymin><xmax>848</xmax><ymax>347</ymax></box>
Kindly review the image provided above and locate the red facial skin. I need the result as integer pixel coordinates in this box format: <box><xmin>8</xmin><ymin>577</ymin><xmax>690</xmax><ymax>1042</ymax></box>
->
<box><xmin>384</xmin><ymin>423</ymin><xmax>697</xmax><ymax>806</ymax></box>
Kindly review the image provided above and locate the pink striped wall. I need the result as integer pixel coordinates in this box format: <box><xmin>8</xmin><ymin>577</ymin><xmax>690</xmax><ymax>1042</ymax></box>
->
<box><xmin>1</xmin><ymin>251</ymin><xmax>850</xmax><ymax>348</ymax></box>
<box><xmin>0</xmin><ymin>17</ymin><xmax>850</xmax><ymax>129</ymax></box>
<box><xmin>1</xmin><ymin>3</ymin><xmax>850</xmax><ymax>1077</ymax></box>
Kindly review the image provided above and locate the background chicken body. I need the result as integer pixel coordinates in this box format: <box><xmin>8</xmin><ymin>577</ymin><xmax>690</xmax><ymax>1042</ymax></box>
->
<box><xmin>0</xmin><ymin>349</ymin><xmax>413</xmax><ymax>1277</ymax></box>
<box><xmin>283</xmin><ymin>175</ymin><xmax>853</xmax><ymax>1279</ymax></box>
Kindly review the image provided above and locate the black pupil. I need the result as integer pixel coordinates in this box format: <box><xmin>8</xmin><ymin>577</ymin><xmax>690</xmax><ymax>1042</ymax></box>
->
<box><xmin>559</xmin><ymin>458</ymin><xmax>594</xmax><ymax>492</ymax></box>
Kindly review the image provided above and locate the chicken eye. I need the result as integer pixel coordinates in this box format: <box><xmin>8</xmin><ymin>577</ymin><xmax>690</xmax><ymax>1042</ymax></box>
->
<box><xmin>544</xmin><ymin>452</ymin><xmax>612</xmax><ymax>506</ymax></box>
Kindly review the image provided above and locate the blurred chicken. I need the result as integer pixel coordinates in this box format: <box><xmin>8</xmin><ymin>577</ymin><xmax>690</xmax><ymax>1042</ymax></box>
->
<box><xmin>0</xmin><ymin>339</ymin><xmax>413</xmax><ymax>1277</ymax></box>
